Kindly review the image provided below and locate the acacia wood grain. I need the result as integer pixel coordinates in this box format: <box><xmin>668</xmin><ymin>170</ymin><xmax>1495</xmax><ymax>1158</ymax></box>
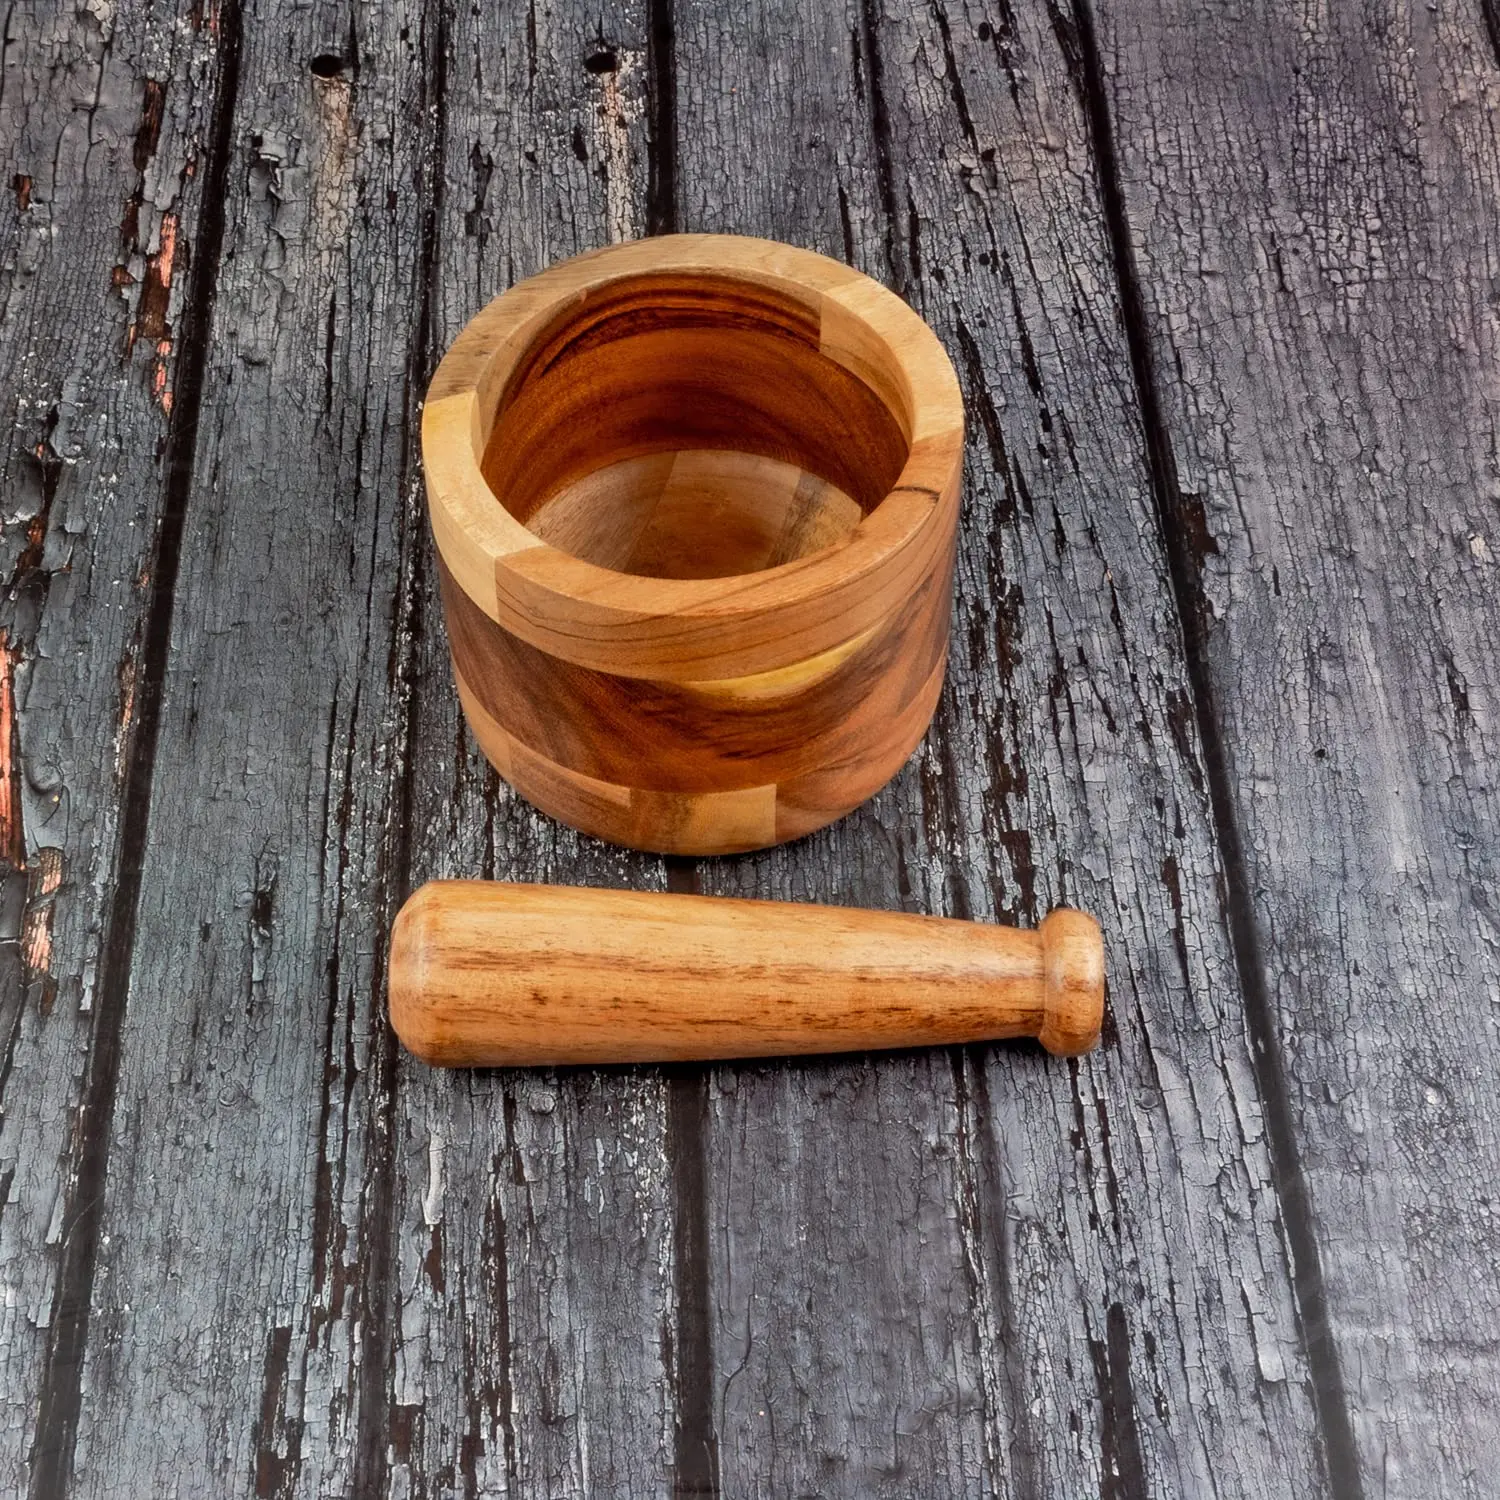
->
<box><xmin>438</xmin><ymin>512</ymin><xmax>952</xmax><ymax>791</ymax></box>
<box><xmin>527</xmin><ymin>450</ymin><xmax>865</xmax><ymax>577</ymax></box>
<box><xmin>389</xmin><ymin>880</ymin><xmax>1104</xmax><ymax>1064</ymax></box>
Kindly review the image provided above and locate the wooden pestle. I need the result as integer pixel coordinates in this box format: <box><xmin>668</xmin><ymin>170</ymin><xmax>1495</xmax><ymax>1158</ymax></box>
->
<box><xmin>389</xmin><ymin>881</ymin><xmax>1105</xmax><ymax>1066</ymax></box>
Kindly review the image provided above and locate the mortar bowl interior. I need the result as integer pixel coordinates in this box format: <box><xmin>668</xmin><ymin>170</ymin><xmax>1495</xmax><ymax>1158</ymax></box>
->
<box><xmin>479</xmin><ymin>271</ymin><xmax>912</xmax><ymax>582</ymax></box>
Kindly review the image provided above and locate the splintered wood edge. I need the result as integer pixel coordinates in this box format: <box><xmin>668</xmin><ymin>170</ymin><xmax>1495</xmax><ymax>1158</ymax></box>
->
<box><xmin>421</xmin><ymin>233</ymin><xmax>964</xmax><ymax>683</ymax></box>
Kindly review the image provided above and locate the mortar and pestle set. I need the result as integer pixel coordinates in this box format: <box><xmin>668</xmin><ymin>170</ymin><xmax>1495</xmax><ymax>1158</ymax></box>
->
<box><xmin>392</xmin><ymin>234</ymin><xmax>1104</xmax><ymax>1067</ymax></box>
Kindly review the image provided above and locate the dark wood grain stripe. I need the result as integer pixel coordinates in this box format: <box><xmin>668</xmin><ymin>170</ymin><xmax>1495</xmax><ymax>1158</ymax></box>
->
<box><xmin>662</xmin><ymin>858</ymin><xmax>721</xmax><ymax>1500</ymax></box>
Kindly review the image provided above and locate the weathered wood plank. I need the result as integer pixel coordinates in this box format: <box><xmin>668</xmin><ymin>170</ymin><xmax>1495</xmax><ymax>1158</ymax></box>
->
<box><xmin>385</xmin><ymin>3</ymin><xmax>683</xmax><ymax>1494</ymax></box>
<box><xmin>675</xmin><ymin>0</ymin><xmax>1330</xmax><ymax>1492</ymax></box>
<box><xmin>1094</xmin><ymin>1</ymin><xmax>1500</xmax><ymax>1489</ymax></box>
<box><xmin>50</xmin><ymin>1</ymin><xmax>439</xmax><ymax>1492</ymax></box>
<box><xmin>0</xmin><ymin>4</ymin><xmax>225</xmax><ymax>1490</ymax></box>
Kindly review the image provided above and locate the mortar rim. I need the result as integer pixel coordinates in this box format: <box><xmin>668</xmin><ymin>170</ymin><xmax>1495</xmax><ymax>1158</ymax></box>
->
<box><xmin>421</xmin><ymin>233</ymin><xmax>964</xmax><ymax>682</ymax></box>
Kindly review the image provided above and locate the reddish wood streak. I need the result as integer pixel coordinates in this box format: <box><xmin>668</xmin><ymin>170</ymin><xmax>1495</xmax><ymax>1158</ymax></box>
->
<box><xmin>0</xmin><ymin>632</ymin><xmax>23</xmax><ymax>870</ymax></box>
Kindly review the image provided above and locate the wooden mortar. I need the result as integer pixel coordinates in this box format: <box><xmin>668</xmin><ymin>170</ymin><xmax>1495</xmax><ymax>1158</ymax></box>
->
<box><xmin>422</xmin><ymin>234</ymin><xmax>965</xmax><ymax>854</ymax></box>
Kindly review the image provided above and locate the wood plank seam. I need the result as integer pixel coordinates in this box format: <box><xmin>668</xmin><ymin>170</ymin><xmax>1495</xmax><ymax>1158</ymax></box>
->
<box><xmin>642</xmin><ymin>2</ymin><xmax>719</xmax><ymax>1490</ymax></box>
<box><xmin>1482</xmin><ymin>0</ymin><xmax>1500</xmax><ymax>70</ymax></box>
<box><xmin>661</xmin><ymin>856</ymin><xmax>722</xmax><ymax>1500</ymax></box>
<box><xmin>855</xmin><ymin>0</ymin><xmax>905</xmax><ymax>298</ymax></box>
<box><xmin>643</xmin><ymin>10</ymin><xmax>722</xmax><ymax>1493</ymax></box>
<box><xmin>646</xmin><ymin>0</ymin><xmax>679</xmax><ymax>239</ymax></box>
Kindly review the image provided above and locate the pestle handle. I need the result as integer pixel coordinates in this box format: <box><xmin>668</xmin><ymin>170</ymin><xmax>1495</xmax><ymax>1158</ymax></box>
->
<box><xmin>389</xmin><ymin>881</ymin><xmax>1105</xmax><ymax>1067</ymax></box>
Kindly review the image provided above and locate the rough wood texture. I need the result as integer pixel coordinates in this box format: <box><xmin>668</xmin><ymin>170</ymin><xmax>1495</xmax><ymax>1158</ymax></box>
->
<box><xmin>0</xmin><ymin>0</ymin><xmax>1490</xmax><ymax>1493</ymax></box>
<box><xmin>674</xmin><ymin>0</ymin><xmax>1329</xmax><ymax>1493</ymax></box>
<box><xmin>0</xmin><ymin>4</ymin><xmax>224</xmax><ymax>1490</ymax></box>
<box><xmin>43</xmin><ymin>3</ymin><xmax>437</xmax><ymax>1492</ymax></box>
<box><xmin>1096</xmin><ymin>1</ymin><xmax>1500</xmax><ymax>1490</ymax></box>
<box><xmin>389</xmin><ymin>881</ymin><xmax>1104</xmax><ymax>1063</ymax></box>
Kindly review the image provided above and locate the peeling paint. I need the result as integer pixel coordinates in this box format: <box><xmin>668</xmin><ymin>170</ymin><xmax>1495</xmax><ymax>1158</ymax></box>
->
<box><xmin>422</xmin><ymin>1130</ymin><xmax>445</xmax><ymax>1227</ymax></box>
<box><xmin>153</xmin><ymin>336</ymin><xmax>174</xmax><ymax>413</ymax></box>
<box><xmin>114</xmin><ymin>651</ymin><xmax>138</xmax><ymax>783</ymax></box>
<box><xmin>0</xmin><ymin>631</ymin><xmax>23</xmax><ymax>869</ymax></box>
<box><xmin>591</xmin><ymin>49</ymin><xmax>644</xmax><ymax>244</ymax></box>
<box><xmin>21</xmin><ymin>847</ymin><xmax>64</xmax><ymax>977</ymax></box>
<box><xmin>132</xmin><ymin>78</ymin><xmax>166</xmax><ymax>173</ymax></box>
<box><xmin>312</xmin><ymin>64</ymin><xmax>355</xmax><ymax>195</ymax></box>
<box><xmin>128</xmin><ymin>208</ymin><xmax>178</xmax><ymax>356</ymax></box>
<box><xmin>119</xmin><ymin>79</ymin><xmax>167</xmax><ymax>260</ymax></box>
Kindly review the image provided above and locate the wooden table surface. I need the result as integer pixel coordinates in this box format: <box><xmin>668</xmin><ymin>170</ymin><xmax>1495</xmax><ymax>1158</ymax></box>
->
<box><xmin>1</xmin><ymin>1</ymin><xmax>1496</xmax><ymax>1495</ymax></box>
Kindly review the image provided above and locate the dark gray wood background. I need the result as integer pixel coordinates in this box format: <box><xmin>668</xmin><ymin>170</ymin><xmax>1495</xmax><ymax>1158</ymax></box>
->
<box><xmin>1</xmin><ymin>0</ymin><xmax>1495</xmax><ymax>1494</ymax></box>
